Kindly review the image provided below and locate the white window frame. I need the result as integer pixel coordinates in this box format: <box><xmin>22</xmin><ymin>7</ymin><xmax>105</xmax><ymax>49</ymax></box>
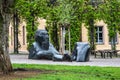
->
<box><xmin>95</xmin><ymin>26</ymin><xmax>103</xmax><ymax>44</ymax></box>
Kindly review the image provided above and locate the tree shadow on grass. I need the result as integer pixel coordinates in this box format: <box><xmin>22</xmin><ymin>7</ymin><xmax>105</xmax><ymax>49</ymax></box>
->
<box><xmin>0</xmin><ymin>68</ymin><xmax>54</xmax><ymax>80</ymax></box>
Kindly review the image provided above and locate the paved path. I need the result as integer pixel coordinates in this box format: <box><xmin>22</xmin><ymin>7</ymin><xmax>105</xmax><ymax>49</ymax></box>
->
<box><xmin>10</xmin><ymin>54</ymin><xmax>120</xmax><ymax>67</ymax></box>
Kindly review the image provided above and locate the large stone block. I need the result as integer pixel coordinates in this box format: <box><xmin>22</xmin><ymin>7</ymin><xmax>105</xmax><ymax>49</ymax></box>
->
<box><xmin>72</xmin><ymin>42</ymin><xmax>90</xmax><ymax>62</ymax></box>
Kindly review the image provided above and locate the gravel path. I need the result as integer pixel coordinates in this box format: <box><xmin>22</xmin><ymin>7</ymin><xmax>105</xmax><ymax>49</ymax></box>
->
<box><xmin>10</xmin><ymin>54</ymin><xmax>120</xmax><ymax>67</ymax></box>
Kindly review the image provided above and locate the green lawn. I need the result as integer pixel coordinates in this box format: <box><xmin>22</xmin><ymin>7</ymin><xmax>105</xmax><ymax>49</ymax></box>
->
<box><xmin>13</xmin><ymin>64</ymin><xmax>120</xmax><ymax>80</ymax></box>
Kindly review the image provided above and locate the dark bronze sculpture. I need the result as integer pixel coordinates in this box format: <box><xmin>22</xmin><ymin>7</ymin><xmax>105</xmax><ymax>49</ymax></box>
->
<box><xmin>28</xmin><ymin>29</ymin><xmax>90</xmax><ymax>62</ymax></box>
<box><xmin>28</xmin><ymin>29</ymin><xmax>71</xmax><ymax>61</ymax></box>
<box><xmin>71</xmin><ymin>42</ymin><xmax>90</xmax><ymax>62</ymax></box>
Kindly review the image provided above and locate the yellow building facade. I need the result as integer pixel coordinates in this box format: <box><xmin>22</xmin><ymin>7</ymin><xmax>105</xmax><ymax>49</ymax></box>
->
<box><xmin>9</xmin><ymin>18</ymin><xmax>46</xmax><ymax>53</ymax></box>
<box><xmin>9</xmin><ymin>20</ymin><xmax>120</xmax><ymax>53</ymax></box>
<box><xmin>82</xmin><ymin>20</ymin><xmax>120</xmax><ymax>50</ymax></box>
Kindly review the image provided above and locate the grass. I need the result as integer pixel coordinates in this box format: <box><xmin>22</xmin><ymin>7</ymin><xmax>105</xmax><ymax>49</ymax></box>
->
<box><xmin>13</xmin><ymin>64</ymin><xmax>120</xmax><ymax>80</ymax></box>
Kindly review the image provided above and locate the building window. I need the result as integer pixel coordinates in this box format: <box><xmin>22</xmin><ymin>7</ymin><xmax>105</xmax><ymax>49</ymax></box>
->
<box><xmin>95</xmin><ymin>26</ymin><xmax>103</xmax><ymax>44</ymax></box>
<box><xmin>23</xmin><ymin>26</ymin><xmax>25</xmax><ymax>45</ymax></box>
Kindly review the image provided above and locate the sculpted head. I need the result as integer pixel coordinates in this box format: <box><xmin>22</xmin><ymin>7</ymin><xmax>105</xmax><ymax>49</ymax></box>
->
<box><xmin>35</xmin><ymin>29</ymin><xmax>49</xmax><ymax>50</ymax></box>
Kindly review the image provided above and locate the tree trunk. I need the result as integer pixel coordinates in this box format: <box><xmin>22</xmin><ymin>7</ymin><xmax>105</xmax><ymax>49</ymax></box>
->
<box><xmin>53</xmin><ymin>21</ymin><xmax>59</xmax><ymax>51</ymax></box>
<box><xmin>0</xmin><ymin>12</ymin><xmax>13</xmax><ymax>74</ymax></box>
<box><xmin>111</xmin><ymin>27</ymin><xmax>116</xmax><ymax>51</ymax></box>
<box><xmin>89</xmin><ymin>18</ymin><xmax>95</xmax><ymax>54</ymax></box>
<box><xmin>68</xmin><ymin>26</ymin><xmax>71</xmax><ymax>55</ymax></box>
<box><xmin>0</xmin><ymin>0</ymin><xmax>13</xmax><ymax>74</ymax></box>
<box><xmin>13</xmin><ymin>11</ymin><xmax>19</xmax><ymax>54</ymax></box>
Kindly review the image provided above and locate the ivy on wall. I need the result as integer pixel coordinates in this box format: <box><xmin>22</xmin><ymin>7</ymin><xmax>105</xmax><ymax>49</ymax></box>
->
<box><xmin>15</xmin><ymin>0</ymin><xmax>48</xmax><ymax>49</ymax></box>
<box><xmin>14</xmin><ymin>0</ymin><xmax>120</xmax><ymax>52</ymax></box>
<box><xmin>46</xmin><ymin>0</ymin><xmax>83</xmax><ymax>52</ymax></box>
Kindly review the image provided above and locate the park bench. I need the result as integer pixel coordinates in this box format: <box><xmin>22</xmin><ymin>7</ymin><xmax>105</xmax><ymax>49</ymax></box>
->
<box><xmin>92</xmin><ymin>49</ymin><xmax>120</xmax><ymax>58</ymax></box>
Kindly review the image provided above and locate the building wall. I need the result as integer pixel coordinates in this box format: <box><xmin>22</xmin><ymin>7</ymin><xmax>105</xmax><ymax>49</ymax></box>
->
<box><xmin>82</xmin><ymin>20</ymin><xmax>120</xmax><ymax>50</ymax></box>
<box><xmin>9</xmin><ymin>18</ymin><xmax>46</xmax><ymax>53</ymax></box>
<box><xmin>9</xmin><ymin>19</ymin><xmax>120</xmax><ymax>53</ymax></box>
<box><xmin>81</xmin><ymin>23</ymin><xmax>88</xmax><ymax>42</ymax></box>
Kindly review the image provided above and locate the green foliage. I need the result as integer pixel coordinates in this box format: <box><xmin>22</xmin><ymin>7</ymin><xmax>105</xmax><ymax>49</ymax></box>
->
<box><xmin>57</xmin><ymin>0</ymin><xmax>76</xmax><ymax>50</ymax></box>
<box><xmin>14</xmin><ymin>0</ymin><xmax>120</xmax><ymax>51</ymax></box>
<box><xmin>56</xmin><ymin>0</ymin><xmax>73</xmax><ymax>24</ymax></box>
<box><xmin>81</xmin><ymin>1</ymin><xmax>97</xmax><ymax>50</ymax></box>
<box><xmin>68</xmin><ymin>0</ymin><xmax>84</xmax><ymax>50</ymax></box>
<box><xmin>101</xmin><ymin>0</ymin><xmax>120</xmax><ymax>37</ymax></box>
<box><xmin>45</xmin><ymin>0</ymin><xmax>60</xmax><ymax>49</ymax></box>
<box><xmin>68</xmin><ymin>21</ymin><xmax>81</xmax><ymax>50</ymax></box>
<box><xmin>75</xmin><ymin>0</ymin><xmax>120</xmax><ymax>50</ymax></box>
<box><xmin>99</xmin><ymin>0</ymin><xmax>120</xmax><ymax>50</ymax></box>
<box><xmin>48</xmin><ymin>21</ymin><xmax>60</xmax><ymax>50</ymax></box>
<box><xmin>15</xmin><ymin>0</ymin><xmax>48</xmax><ymax>49</ymax></box>
<box><xmin>47</xmin><ymin>0</ymin><xmax>84</xmax><ymax>51</ymax></box>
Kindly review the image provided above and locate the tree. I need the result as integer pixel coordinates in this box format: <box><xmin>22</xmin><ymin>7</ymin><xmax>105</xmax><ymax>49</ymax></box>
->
<box><xmin>69</xmin><ymin>0</ymin><xmax>84</xmax><ymax>50</ymax></box>
<box><xmin>56</xmin><ymin>0</ymin><xmax>72</xmax><ymax>54</ymax></box>
<box><xmin>99</xmin><ymin>0</ymin><xmax>120</xmax><ymax>50</ymax></box>
<box><xmin>13</xmin><ymin>10</ymin><xmax>19</xmax><ymax>54</ymax></box>
<box><xmin>15</xmin><ymin>0</ymin><xmax>48</xmax><ymax>49</ymax></box>
<box><xmin>47</xmin><ymin>0</ymin><xmax>84</xmax><ymax>54</ymax></box>
<box><xmin>79</xmin><ymin>0</ymin><xmax>104</xmax><ymax>52</ymax></box>
<box><xmin>46</xmin><ymin>0</ymin><xmax>60</xmax><ymax>51</ymax></box>
<box><xmin>0</xmin><ymin>0</ymin><xmax>14</xmax><ymax>74</ymax></box>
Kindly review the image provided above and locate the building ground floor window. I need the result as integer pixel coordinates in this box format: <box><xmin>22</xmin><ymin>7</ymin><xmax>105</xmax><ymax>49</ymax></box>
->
<box><xmin>95</xmin><ymin>26</ymin><xmax>103</xmax><ymax>44</ymax></box>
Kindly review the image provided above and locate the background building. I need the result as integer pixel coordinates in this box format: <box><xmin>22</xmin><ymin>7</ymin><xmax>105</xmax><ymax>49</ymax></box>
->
<box><xmin>82</xmin><ymin>20</ymin><xmax>120</xmax><ymax>50</ymax></box>
<box><xmin>9</xmin><ymin>19</ymin><xmax>120</xmax><ymax>54</ymax></box>
<box><xmin>9</xmin><ymin>18</ymin><xmax>46</xmax><ymax>53</ymax></box>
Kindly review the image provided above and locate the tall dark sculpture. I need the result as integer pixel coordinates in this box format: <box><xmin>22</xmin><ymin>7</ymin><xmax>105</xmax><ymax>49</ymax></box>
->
<box><xmin>28</xmin><ymin>29</ymin><xmax>71</xmax><ymax>61</ymax></box>
<box><xmin>71</xmin><ymin>42</ymin><xmax>90</xmax><ymax>62</ymax></box>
